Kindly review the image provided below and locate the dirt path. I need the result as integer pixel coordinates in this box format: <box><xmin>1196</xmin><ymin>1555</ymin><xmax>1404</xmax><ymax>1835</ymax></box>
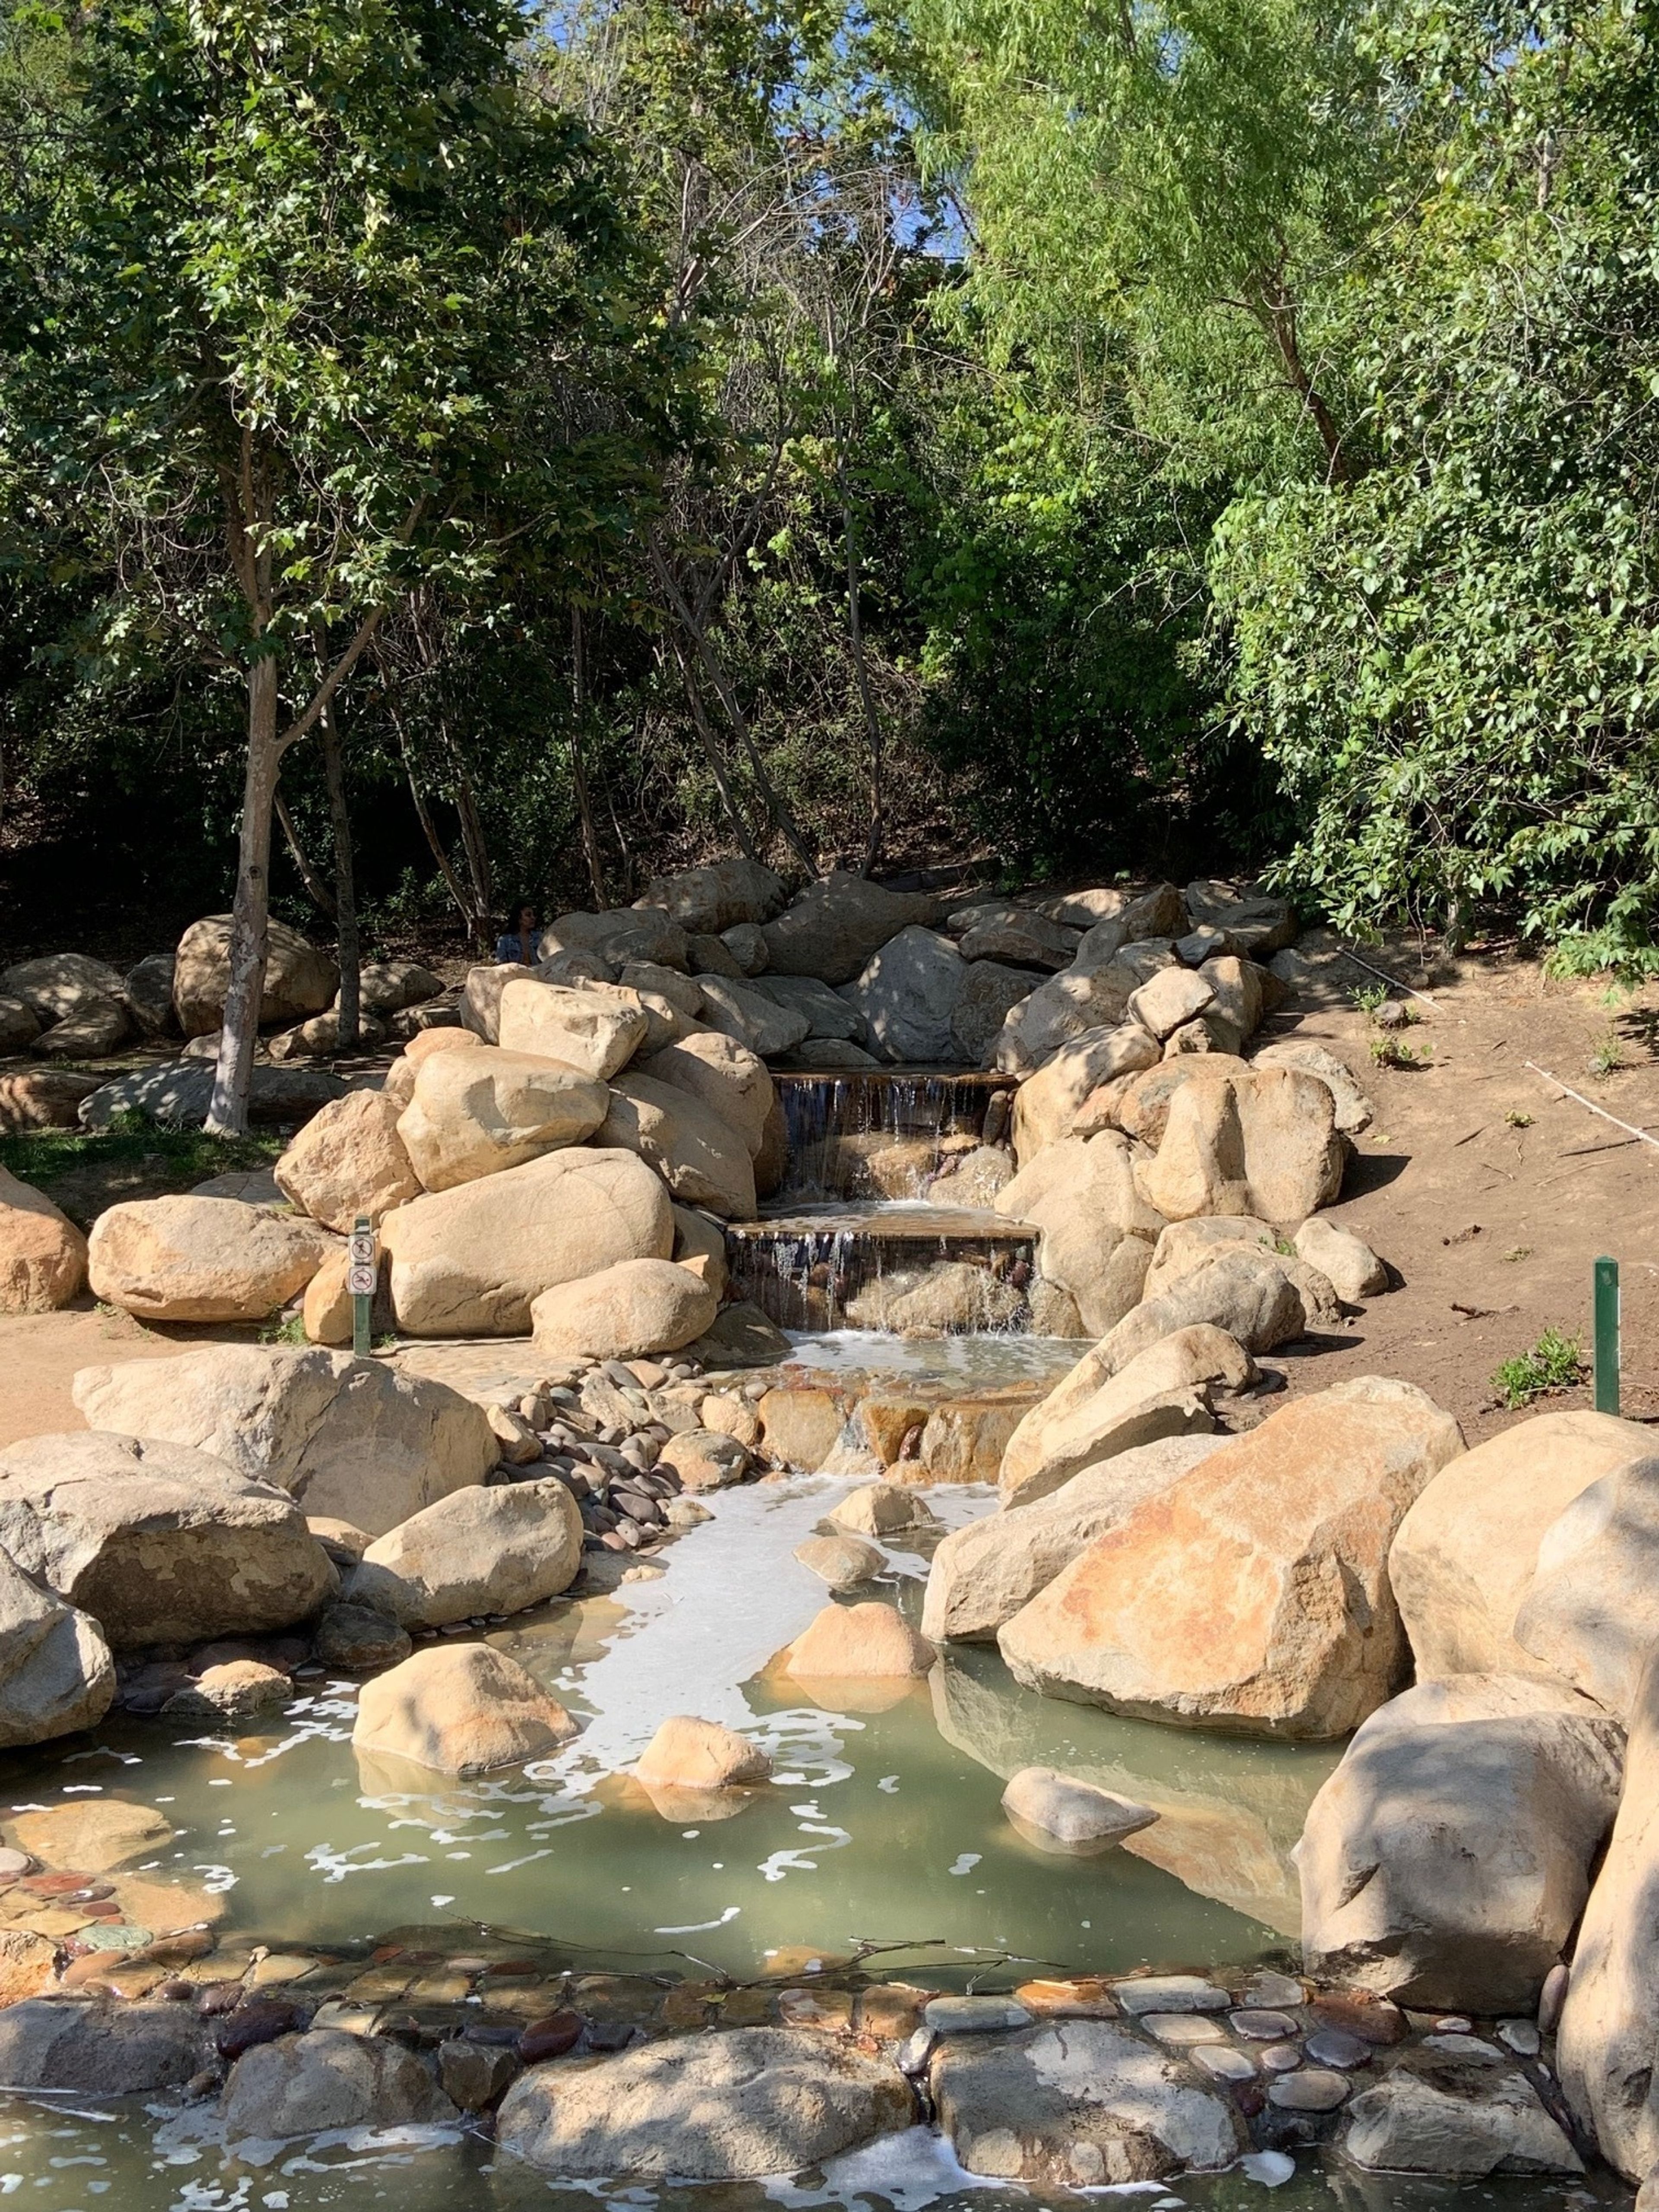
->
<box><xmin>0</xmin><ymin>1307</ymin><xmax>254</xmax><ymax>1448</ymax></box>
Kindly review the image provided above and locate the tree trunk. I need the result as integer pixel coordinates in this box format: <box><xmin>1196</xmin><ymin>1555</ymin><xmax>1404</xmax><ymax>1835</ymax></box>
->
<box><xmin>207</xmin><ymin>654</ymin><xmax>279</xmax><ymax>1135</ymax></box>
<box><xmin>838</xmin><ymin>460</ymin><xmax>885</xmax><ymax>875</ymax></box>
<box><xmin>321</xmin><ymin>690</ymin><xmax>359</xmax><ymax>1051</ymax></box>
<box><xmin>570</xmin><ymin>607</ymin><xmax>607</xmax><ymax>907</ymax></box>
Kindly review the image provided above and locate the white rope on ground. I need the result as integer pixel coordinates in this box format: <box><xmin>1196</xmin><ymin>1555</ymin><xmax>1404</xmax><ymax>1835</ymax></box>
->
<box><xmin>1338</xmin><ymin>944</ymin><xmax>1441</xmax><ymax>1008</ymax></box>
<box><xmin>1524</xmin><ymin>1061</ymin><xmax>1659</xmax><ymax>1154</ymax></box>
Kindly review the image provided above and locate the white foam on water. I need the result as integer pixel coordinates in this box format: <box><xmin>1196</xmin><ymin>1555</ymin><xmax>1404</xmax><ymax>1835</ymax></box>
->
<box><xmin>766</xmin><ymin>2125</ymin><xmax>1010</xmax><ymax>2209</ymax></box>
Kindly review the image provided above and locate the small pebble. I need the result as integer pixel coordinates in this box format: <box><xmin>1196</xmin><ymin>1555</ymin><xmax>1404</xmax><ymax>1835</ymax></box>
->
<box><xmin>1142</xmin><ymin>2013</ymin><xmax>1226</xmax><ymax>2047</ymax></box>
<box><xmin>1499</xmin><ymin>2018</ymin><xmax>1542</xmax><ymax>2057</ymax></box>
<box><xmin>1192</xmin><ymin>2045</ymin><xmax>1256</xmax><ymax>2083</ymax></box>
<box><xmin>1303</xmin><ymin>2026</ymin><xmax>1371</xmax><ymax>2070</ymax></box>
<box><xmin>1268</xmin><ymin>2068</ymin><xmax>1350</xmax><ymax>2112</ymax></box>
<box><xmin>1230</xmin><ymin>2009</ymin><xmax>1299</xmax><ymax>2041</ymax></box>
<box><xmin>1260</xmin><ymin>2043</ymin><xmax>1302</xmax><ymax>2073</ymax></box>
<box><xmin>1434</xmin><ymin>2014</ymin><xmax>1472</xmax><ymax>2034</ymax></box>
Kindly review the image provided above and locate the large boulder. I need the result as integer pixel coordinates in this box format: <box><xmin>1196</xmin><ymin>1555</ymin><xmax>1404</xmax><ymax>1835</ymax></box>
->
<box><xmin>1559</xmin><ymin>1651</ymin><xmax>1659</xmax><ymax>2177</ymax></box>
<box><xmin>994</xmin><ymin>1134</ymin><xmax>1163</xmax><ymax>1338</ymax></box>
<box><xmin>0</xmin><ymin>1068</ymin><xmax>98</xmax><ymax>1129</ymax></box>
<box><xmin>953</xmin><ymin>903</ymin><xmax>1081</xmax><ymax>971</ymax></box>
<box><xmin>539</xmin><ymin>906</ymin><xmax>690</xmax><ymax>973</ymax></box>
<box><xmin>352</xmin><ymin>1642</ymin><xmax>576</xmax><ymax>1775</ymax></box>
<box><xmin>0</xmin><ymin>1164</ymin><xmax>87</xmax><ymax>1313</ymax></box>
<box><xmin>1110</xmin><ymin>1054</ymin><xmax>1252</xmax><ymax>1149</ymax></box>
<box><xmin>72</xmin><ymin>1345</ymin><xmax>496</xmax><ymax>1538</ymax></box>
<box><xmin>599</xmin><ymin>1073</ymin><xmax>756</xmax><ymax>1218</ymax></box>
<box><xmin>222</xmin><ymin>2029</ymin><xmax>456</xmax><ymax>2141</ymax></box>
<box><xmin>841</xmin><ymin>927</ymin><xmax>969</xmax><ymax>1062</ymax></box>
<box><xmin>636</xmin><ymin>1714</ymin><xmax>773</xmax><ymax>1790</ymax></box>
<box><xmin>1183</xmin><ymin>880</ymin><xmax>1296</xmax><ymax>956</ymax></box>
<box><xmin>350</xmin><ymin>1481</ymin><xmax>582</xmax><ymax>1628</ymax></box>
<box><xmin>0</xmin><ymin>1999</ymin><xmax>207</xmax><ymax>2093</ymax></box>
<box><xmin>992</xmin><ymin>965</ymin><xmax>1137</xmax><ymax>1073</ymax></box>
<box><xmin>530</xmin><ymin>1257</ymin><xmax>717</xmax><ymax>1360</ymax></box>
<box><xmin>695</xmin><ymin>974</ymin><xmax>810</xmax><ymax>1057</ymax></box>
<box><xmin>1135</xmin><ymin>1065</ymin><xmax>1347</xmax><ymax>1223</ymax></box>
<box><xmin>924</xmin><ymin>1433</ymin><xmax>1228</xmax><ymax>1643</ymax></box>
<box><xmin>952</xmin><ymin>962</ymin><xmax>1037</xmax><ymax>1065</ymax></box>
<box><xmin>273</xmin><ymin>1088</ymin><xmax>422</xmax><ymax>1230</ymax></box>
<box><xmin>635</xmin><ymin>857</ymin><xmax>787</xmax><ymax>935</ymax></box>
<box><xmin>496</xmin><ymin>977</ymin><xmax>647</xmax><ymax>1078</ymax></box>
<box><xmin>379</xmin><ymin>1147</ymin><xmax>674</xmax><ymax>1335</ymax></box>
<box><xmin>0</xmin><ymin>1431</ymin><xmax>335</xmax><ymax>1646</ymax></box>
<box><xmin>637</xmin><ymin>1033</ymin><xmax>773</xmax><ymax>1157</ymax></box>
<box><xmin>998</xmin><ymin>1377</ymin><xmax>1464</xmax><ymax>1738</ymax></box>
<box><xmin>394</xmin><ymin>1042</ymin><xmax>607</xmax><ymax>1192</ymax></box>
<box><xmin>784</xmin><ymin>1601</ymin><xmax>935</xmax><ymax>1681</ymax></box>
<box><xmin>997</xmin><ymin>1328</ymin><xmax>1253</xmax><ymax>1508</ymax></box>
<box><xmin>748</xmin><ymin>973</ymin><xmax>868</xmax><ymax>1044</ymax></box>
<box><xmin>0</xmin><ymin>953</ymin><xmax>127</xmax><ymax>1025</ymax></box>
<box><xmin>1090</xmin><ymin>1246</ymin><xmax>1324</xmax><ymax>1371</ymax></box>
<box><xmin>1252</xmin><ymin>1039</ymin><xmax>1375</xmax><ymax>1135</ymax></box>
<box><xmin>1341</xmin><ymin>2058</ymin><xmax>1582</xmax><ymax>2177</ymax></box>
<box><xmin>1011</xmin><ymin>1024</ymin><xmax>1163</xmax><ymax>1163</ymax></box>
<box><xmin>498</xmin><ymin>2027</ymin><xmax>912</xmax><ymax>2179</ymax></box>
<box><xmin>761</xmin><ymin>873</ymin><xmax>942</xmax><ymax>984</ymax></box>
<box><xmin>0</xmin><ymin>1548</ymin><xmax>114</xmax><ymax>1745</ymax></box>
<box><xmin>929</xmin><ymin>2021</ymin><xmax>1243</xmax><ymax>2183</ymax></box>
<box><xmin>1389</xmin><ymin>1410</ymin><xmax>1653</xmax><ymax>1681</ymax></box>
<box><xmin>125</xmin><ymin>954</ymin><xmax>180</xmax><ymax>1036</ymax></box>
<box><xmin>76</xmin><ymin>1061</ymin><xmax>345</xmax><ymax>1130</ymax></box>
<box><xmin>34</xmin><ymin>995</ymin><xmax>132</xmax><ymax>1057</ymax></box>
<box><xmin>1512</xmin><ymin>1454</ymin><xmax>1659</xmax><ymax>1719</ymax></box>
<box><xmin>86</xmin><ymin>1196</ymin><xmax>331</xmax><ymax>1322</ymax></box>
<box><xmin>1301</xmin><ymin>1681</ymin><xmax>1623</xmax><ymax>2012</ymax></box>
<box><xmin>172</xmin><ymin>915</ymin><xmax>337</xmax><ymax>1036</ymax></box>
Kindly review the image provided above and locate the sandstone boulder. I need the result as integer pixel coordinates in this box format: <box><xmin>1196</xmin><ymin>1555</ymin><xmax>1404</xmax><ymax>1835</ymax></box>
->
<box><xmin>995</xmin><ymin>1133</ymin><xmax>1163</xmax><ymax>1338</ymax></box>
<box><xmin>350</xmin><ymin>1481</ymin><xmax>582</xmax><ymax>1627</ymax></box>
<box><xmin>1</xmin><ymin>953</ymin><xmax>127</xmax><ymax>1025</ymax></box>
<box><xmin>993</xmin><ymin>966</ymin><xmax>1136</xmax><ymax>1073</ymax></box>
<box><xmin>748</xmin><ymin>973</ymin><xmax>868</xmax><ymax>1043</ymax></box>
<box><xmin>1110</xmin><ymin>1055</ymin><xmax>1252</xmax><ymax>1149</ymax></box>
<box><xmin>496</xmin><ymin>2026</ymin><xmax>913</xmax><ymax>2178</ymax></box>
<box><xmin>844</xmin><ymin>1259</ymin><xmax>1024</xmax><ymax>1334</ymax></box>
<box><xmin>0</xmin><ymin>1068</ymin><xmax>96</xmax><ymax>1129</ymax></box>
<box><xmin>952</xmin><ymin>962</ymin><xmax>1037</xmax><ymax>1064</ymax></box>
<box><xmin>636</xmin><ymin>857</ymin><xmax>787</xmax><ymax>935</ymax></box>
<box><xmin>953</xmin><ymin>904</ymin><xmax>1080</xmax><ymax>972</ymax></box>
<box><xmin>395</xmin><ymin>1042</ymin><xmax>607</xmax><ymax>1191</ymax></box>
<box><xmin>1136</xmin><ymin>1066</ymin><xmax>1346</xmax><ymax>1223</ymax></box>
<box><xmin>696</xmin><ymin>974</ymin><xmax>811</xmax><ymax>1057</ymax></box>
<box><xmin>352</xmin><ymin>1643</ymin><xmax>577</xmax><ymax>1775</ymax></box>
<box><xmin>380</xmin><ymin>1147</ymin><xmax>674</xmax><ymax>1335</ymax></box>
<box><xmin>840</xmin><ymin>927</ymin><xmax>969</xmax><ymax>1062</ymax></box>
<box><xmin>1342</xmin><ymin>2059</ymin><xmax>1582</xmax><ymax>2177</ymax></box>
<box><xmin>1011</xmin><ymin>1024</ymin><xmax>1163</xmax><ymax>1163</ymax></box>
<box><xmin>266</xmin><ymin>1005</ymin><xmax>387</xmax><ymax>1058</ymax></box>
<box><xmin>1295</xmin><ymin>1214</ymin><xmax>1389</xmax><ymax>1302</ymax></box>
<box><xmin>1001</xmin><ymin>1767</ymin><xmax>1158</xmax><ymax>1853</ymax></box>
<box><xmin>928</xmin><ymin>1144</ymin><xmax>1016</xmax><ymax>1208</ymax></box>
<box><xmin>600</xmin><ymin>1072</ymin><xmax>756</xmax><ymax>1217</ymax></box>
<box><xmin>0</xmin><ymin>1164</ymin><xmax>87</xmax><ymax>1313</ymax></box>
<box><xmin>172</xmin><ymin>916</ymin><xmax>336</xmax><ymax>1036</ymax></box>
<box><xmin>784</xmin><ymin>1602</ymin><xmax>935</xmax><ymax>1680</ymax></box>
<box><xmin>1182</xmin><ymin>880</ymin><xmax>1296</xmax><ymax>957</ymax></box>
<box><xmin>795</xmin><ymin>1531</ymin><xmax>885</xmax><ymax>1590</ymax></box>
<box><xmin>1559</xmin><ymin>1650</ymin><xmax>1659</xmax><ymax>2177</ymax></box>
<box><xmin>496</xmin><ymin>977</ymin><xmax>647</xmax><ymax>1078</ymax></box>
<box><xmin>925</xmin><ymin>1435</ymin><xmax>1229</xmax><ymax>1642</ymax></box>
<box><xmin>76</xmin><ymin>1061</ymin><xmax>345</xmax><ymax>1129</ymax></box>
<box><xmin>0</xmin><ymin>1548</ymin><xmax>114</xmax><ymax>1746</ymax></box>
<box><xmin>929</xmin><ymin>2020</ymin><xmax>1243</xmax><ymax>2183</ymax></box>
<box><xmin>1090</xmin><ymin>1247</ymin><xmax>1323</xmax><ymax>1372</ymax></box>
<box><xmin>72</xmin><ymin>1345</ymin><xmax>496</xmax><ymax>1538</ymax></box>
<box><xmin>761</xmin><ymin>874</ymin><xmax>942</xmax><ymax>984</ymax></box>
<box><xmin>460</xmin><ymin>961</ymin><xmax>524</xmax><ymax>1042</ymax></box>
<box><xmin>34</xmin><ymin>996</ymin><xmax>132</xmax><ymax>1057</ymax></box>
<box><xmin>658</xmin><ymin>1427</ymin><xmax>751</xmax><ymax>1491</ymax></box>
<box><xmin>671</xmin><ymin>1204</ymin><xmax>729</xmax><ymax>1296</ymax></box>
<box><xmin>1389</xmin><ymin>1409</ymin><xmax>1653</xmax><ymax>1681</ymax></box>
<box><xmin>273</xmin><ymin>1088</ymin><xmax>422</xmax><ymax>1229</ymax></box>
<box><xmin>635</xmin><ymin>1715</ymin><xmax>773</xmax><ymax>1790</ymax></box>
<box><xmin>223</xmin><ymin>2028</ymin><xmax>456</xmax><ymax>2141</ymax></box>
<box><xmin>1128</xmin><ymin>966</ymin><xmax>1215</xmax><ymax>1042</ymax></box>
<box><xmin>531</xmin><ymin>1257</ymin><xmax>717</xmax><ymax>1360</ymax></box>
<box><xmin>999</xmin><ymin>1377</ymin><xmax>1464</xmax><ymax>1738</ymax></box>
<box><xmin>997</xmin><ymin>1328</ymin><xmax>1251</xmax><ymax>1509</ymax></box>
<box><xmin>1512</xmin><ymin>1454</ymin><xmax>1659</xmax><ymax>1719</ymax></box>
<box><xmin>0</xmin><ymin>1430</ymin><xmax>335</xmax><ymax>1646</ymax></box>
<box><xmin>86</xmin><ymin>1195</ymin><xmax>331</xmax><ymax>1322</ymax></box>
<box><xmin>1140</xmin><ymin>1214</ymin><xmax>1278</xmax><ymax>1298</ymax></box>
<box><xmin>0</xmin><ymin>1998</ymin><xmax>207</xmax><ymax>2094</ymax></box>
<box><xmin>637</xmin><ymin>1032</ymin><xmax>773</xmax><ymax>1157</ymax></box>
<box><xmin>1252</xmin><ymin>1040</ymin><xmax>1375</xmax><ymax>1135</ymax></box>
<box><xmin>829</xmin><ymin>1482</ymin><xmax>938</xmax><ymax>1536</ymax></box>
<box><xmin>1300</xmin><ymin>1695</ymin><xmax>1622</xmax><ymax>2011</ymax></box>
<box><xmin>539</xmin><ymin>906</ymin><xmax>690</xmax><ymax>972</ymax></box>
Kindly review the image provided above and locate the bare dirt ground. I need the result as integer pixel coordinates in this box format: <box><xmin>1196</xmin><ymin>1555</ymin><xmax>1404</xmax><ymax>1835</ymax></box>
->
<box><xmin>3</xmin><ymin>933</ymin><xmax>1657</xmax><ymax>1453</ymax></box>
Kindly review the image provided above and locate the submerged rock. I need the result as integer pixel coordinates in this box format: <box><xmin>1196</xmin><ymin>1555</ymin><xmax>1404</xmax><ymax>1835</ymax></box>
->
<box><xmin>352</xmin><ymin>1643</ymin><xmax>577</xmax><ymax>1777</ymax></box>
<box><xmin>1001</xmin><ymin>1767</ymin><xmax>1159</xmax><ymax>1852</ymax></box>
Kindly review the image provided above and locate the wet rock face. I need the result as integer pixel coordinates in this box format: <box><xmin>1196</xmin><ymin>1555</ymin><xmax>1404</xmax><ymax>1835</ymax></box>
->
<box><xmin>495</xmin><ymin>2026</ymin><xmax>916</xmax><ymax>2178</ymax></box>
<box><xmin>0</xmin><ymin>1998</ymin><xmax>208</xmax><ymax>2093</ymax></box>
<box><xmin>222</xmin><ymin>2028</ymin><xmax>457</xmax><ymax>2141</ymax></box>
<box><xmin>930</xmin><ymin>2019</ymin><xmax>1245</xmax><ymax>2183</ymax></box>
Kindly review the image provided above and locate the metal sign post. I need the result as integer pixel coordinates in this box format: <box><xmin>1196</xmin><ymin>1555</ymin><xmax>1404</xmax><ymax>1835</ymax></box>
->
<box><xmin>347</xmin><ymin>1214</ymin><xmax>376</xmax><ymax>1361</ymax></box>
<box><xmin>1594</xmin><ymin>1255</ymin><xmax>1621</xmax><ymax>1415</ymax></box>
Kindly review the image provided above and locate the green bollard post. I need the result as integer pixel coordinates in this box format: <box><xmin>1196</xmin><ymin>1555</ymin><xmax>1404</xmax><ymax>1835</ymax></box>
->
<box><xmin>1594</xmin><ymin>1255</ymin><xmax>1621</xmax><ymax>1415</ymax></box>
<box><xmin>348</xmin><ymin>1213</ymin><xmax>376</xmax><ymax>1361</ymax></box>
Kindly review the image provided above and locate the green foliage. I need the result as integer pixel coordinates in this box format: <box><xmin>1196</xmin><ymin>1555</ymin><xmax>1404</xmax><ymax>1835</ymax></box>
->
<box><xmin>0</xmin><ymin>1115</ymin><xmax>281</xmax><ymax>1225</ymax></box>
<box><xmin>1492</xmin><ymin>1328</ymin><xmax>1588</xmax><ymax>1408</ymax></box>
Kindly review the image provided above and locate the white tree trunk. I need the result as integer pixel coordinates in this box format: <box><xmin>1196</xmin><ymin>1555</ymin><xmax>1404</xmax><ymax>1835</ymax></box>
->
<box><xmin>206</xmin><ymin>655</ymin><xmax>280</xmax><ymax>1135</ymax></box>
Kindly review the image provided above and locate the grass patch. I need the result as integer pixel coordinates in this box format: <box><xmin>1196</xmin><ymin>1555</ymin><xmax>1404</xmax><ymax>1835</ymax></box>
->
<box><xmin>1492</xmin><ymin>1328</ymin><xmax>1587</xmax><ymax>1409</ymax></box>
<box><xmin>0</xmin><ymin>1111</ymin><xmax>283</xmax><ymax>1228</ymax></box>
<box><xmin>1588</xmin><ymin>1029</ymin><xmax>1626</xmax><ymax>1077</ymax></box>
<box><xmin>1369</xmin><ymin>1035</ymin><xmax>1429</xmax><ymax>1069</ymax></box>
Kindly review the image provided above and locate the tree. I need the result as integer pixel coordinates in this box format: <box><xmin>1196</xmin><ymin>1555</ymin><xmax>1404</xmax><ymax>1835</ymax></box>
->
<box><xmin>0</xmin><ymin>0</ymin><xmax>673</xmax><ymax>1125</ymax></box>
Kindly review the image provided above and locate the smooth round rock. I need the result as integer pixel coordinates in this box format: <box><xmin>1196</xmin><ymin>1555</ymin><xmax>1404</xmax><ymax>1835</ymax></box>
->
<box><xmin>1231</xmin><ymin>2008</ymin><xmax>1300</xmax><ymax>2041</ymax></box>
<box><xmin>1499</xmin><ymin>2018</ymin><xmax>1543</xmax><ymax>2057</ymax></box>
<box><xmin>518</xmin><ymin>2010</ymin><xmax>584</xmax><ymax>2063</ymax></box>
<box><xmin>0</xmin><ymin>1850</ymin><xmax>32</xmax><ymax>1880</ymax></box>
<box><xmin>1242</xmin><ymin>1972</ymin><xmax>1305</xmax><ymax>2009</ymax></box>
<box><xmin>1192</xmin><ymin>2044</ymin><xmax>1256</xmax><ymax>2083</ymax></box>
<box><xmin>1308</xmin><ymin>1993</ymin><xmax>1406</xmax><ymax>2046</ymax></box>
<box><xmin>1303</xmin><ymin>2026</ymin><xmax>1372</xmax><ymax>2070</ymax></box>
<box><xmin>1268</xmin><ymin>2068</ymin><xmax>1350</xmax><ymax>2112</ymax></box>
<box><xmin>1261</xmin><ymin>2042</ymin><xmax>1303</xmax><ymax>2073</ymax></box>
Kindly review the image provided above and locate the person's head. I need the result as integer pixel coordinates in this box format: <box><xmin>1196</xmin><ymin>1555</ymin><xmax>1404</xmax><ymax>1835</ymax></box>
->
<box><xmin>513</xmin><ymin>901</ymin><xmax>537</xmax><ymax>936</ymax></box>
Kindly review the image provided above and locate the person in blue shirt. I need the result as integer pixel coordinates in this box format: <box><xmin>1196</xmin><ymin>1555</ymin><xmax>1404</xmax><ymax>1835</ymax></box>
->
<box><xmin>495</xmin><ymin>902</ymin><xmax>539</xmax><ymax>966</ymax></box>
